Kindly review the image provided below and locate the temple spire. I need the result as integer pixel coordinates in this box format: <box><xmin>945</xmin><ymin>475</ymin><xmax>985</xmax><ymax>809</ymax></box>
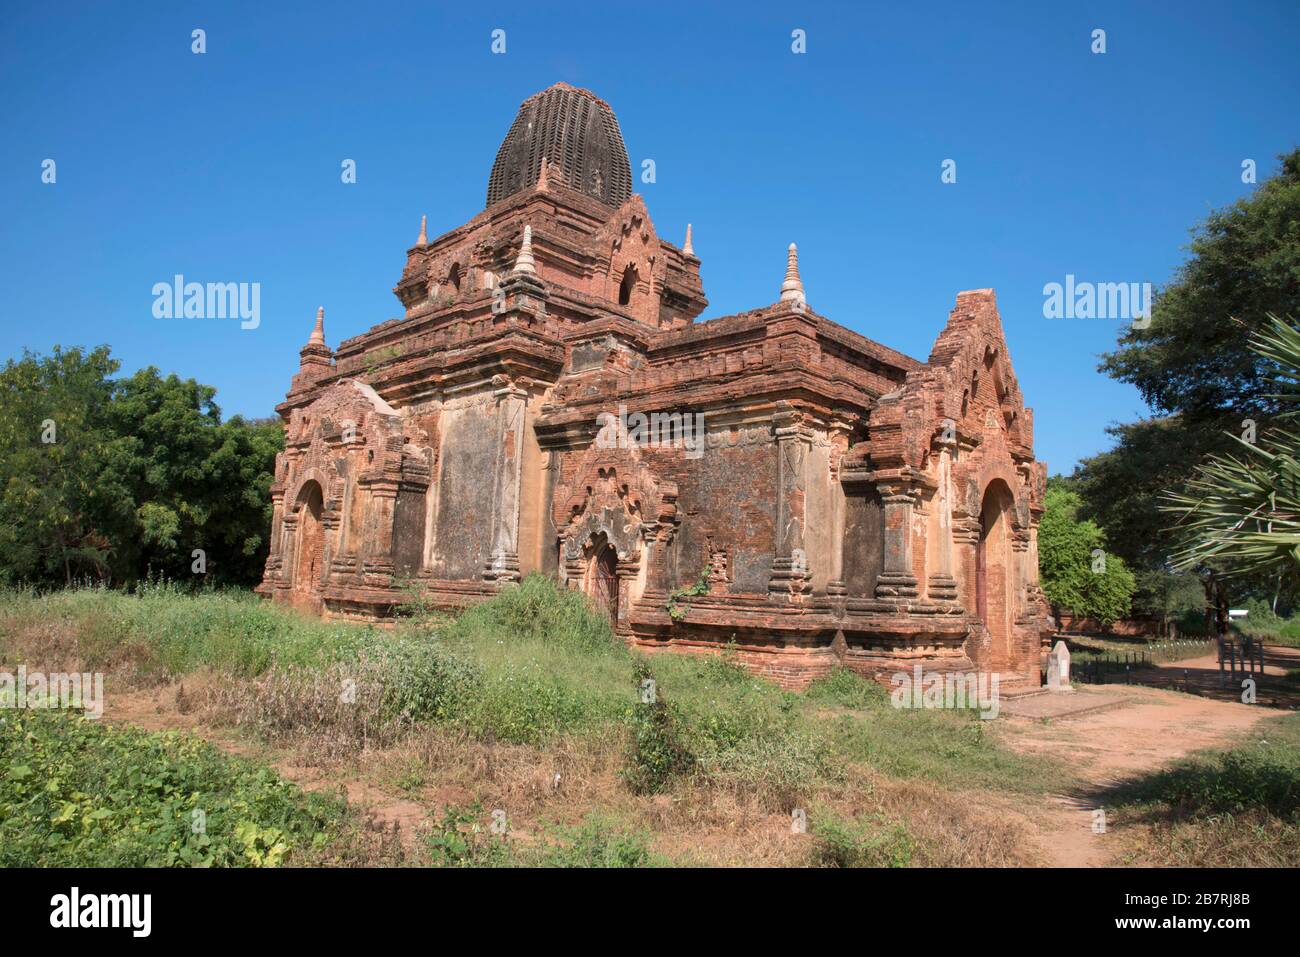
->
<box><xmin>537</xmin><ymin>156</ymin><xmax>550</xmax><ymax>191</ymax></box>
<box><xmin>779</xmin><ymin>242</ymin><xmax>804</xmax><ymax>303</ymax></box>
<box><xmin>683</xmin><ymin>223</ymin><xmax>694</xmax><ymax>256</ymax></box>
<box><xmin>513</xmin><ymin>225</ymin><xmax>537</xmax><ymax>276</ymax></box>
<box><xmin>416</xmin><ymin>215</ymin><xmax>428</xmax><ymax>246</ymax></box>
<box><xmin>307</xmin><ymin>306</ymin><xmax>326</xmax><ymax>346</ymax></box>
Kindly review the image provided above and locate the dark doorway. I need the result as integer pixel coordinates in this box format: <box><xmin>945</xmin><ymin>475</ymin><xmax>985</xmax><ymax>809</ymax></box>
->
<box><xmin>589</xmin><ymin>540</ymin><xmax>619</xmax><ymax>623</ymax></box>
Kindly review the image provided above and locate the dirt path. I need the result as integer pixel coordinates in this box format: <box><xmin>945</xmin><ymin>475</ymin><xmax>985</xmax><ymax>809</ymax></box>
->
<box><xmin>1131</xmin><ymin>644</ymin><xmax>1300</xmax><ymax>707</ymax></box>
<box><xmin>998</xmin><ymin>684</ymin><xmax>1275</xmax><ymax>866</ymax></box>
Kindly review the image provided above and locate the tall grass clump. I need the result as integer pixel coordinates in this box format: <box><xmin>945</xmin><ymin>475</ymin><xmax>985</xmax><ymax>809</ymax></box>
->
<box><xmin>423</xmin><ymin>804</ymin><xmax>658</xmax><ymax>868</ymax></box>
<box><xmin>533</xmin><ymin>814</ymin><xmax>656</xmax><ymax>867</ymax></box>
<box><xmin>438</xmin><ymin>573</ymin><xmax>622</xmax><ymax>655</ymax></box>
<box><xmin>803</xmin><ymin>667</ymin><xmax>891</xmax><ymax>710</ymax></box>
<box><xmin>807</xmin><ymin>809</ymin><xmax>917</xmax><ymax>868</ymax></box>
<box><xmin>434</xmin><ymin>574</ymin><xmax>634</xmax><ymax>745</ymax></box>
<box><xmin>209</xmin><ymin>636</ymin><xmax>482</xmax><ymax>753</ymax></box>
<box><xmin>640</xmin><ymin>651</ymin><xmax>837</xmax><ymax>807</ymax></box>
<box><xmin>0</xmin><ymin>583</ymin><xmax>374</xmax><ymax>681</ymax></box>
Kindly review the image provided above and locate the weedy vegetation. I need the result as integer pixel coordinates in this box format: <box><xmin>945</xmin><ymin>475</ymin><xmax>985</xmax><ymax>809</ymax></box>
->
<box><xmin>21</xmin><ymin>575</ymin><xmax>1278</xmax><ymax>866</ymax></box>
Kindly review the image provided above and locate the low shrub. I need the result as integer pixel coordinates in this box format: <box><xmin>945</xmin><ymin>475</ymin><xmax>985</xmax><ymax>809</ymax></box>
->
<box><xmin>460</xmin><ymin>662</ymin><xmax>621</xmax><ymax>745</ymax></box>
<box><xmin>207</xmin><ymin>637</ymin><xmax>482</xmax><ymax>753</ymax></box>
<box><xmin>803</xmin><ymin>667</ymin><xmax>890</xmax><ymax>710</ymax></box>
<box><xmin>808</xmin><ymin>810</ymin><xmax>916</xmax><ymax>868</ymax></box>
<box><xmin>0</xmin><ymin>710</ymin><xmax>350</xmax><ymax>867</ymax></box>
<box><xmin>439</xmin><ymin>573</ymin><xmax>620</xmax><ymax>656</ymax></box>
<box><xmin>536</xmin><ymin>815</ymin><xmax>654</xmax><ymax>867</ymax></box>
<box><xmin>621</xmin><ymin>663</ymin><xmax>694</xmax><ymax>795</ymax></box>
<box><xmin>424</xmin><ymin>804</ymin><xmax>657</xmax><ymax>868</ymax></box>
<box><xmin>424</xmin><ymin>802</ymin><xmax>515</xmax><ymax>867</ymax></box>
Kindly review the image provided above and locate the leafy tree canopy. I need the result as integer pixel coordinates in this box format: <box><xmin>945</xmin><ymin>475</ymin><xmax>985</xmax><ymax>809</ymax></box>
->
<box><xmin>1072</xmin><ymin>148</ymin><xmax>1300</xmax><ymax>586</ymax></box>
<box><xmin>1038</xmin><ymin>483</ymin><xmax>1136</xmax><ymax>623</ymax></box>
<box><xmin>1100</xmin><ymin>149</ymin><xmax>1300</xmax><ymax>419</ymax></box>
<box><xmin>1163</xmin><ymin>316</ymin><xmax>1300</xmax><ymax>583</ymax></box>
<box><xmin>0</xmin><ymin>346</ymin><xmax>281</xmax><ymax>587</ymax></box>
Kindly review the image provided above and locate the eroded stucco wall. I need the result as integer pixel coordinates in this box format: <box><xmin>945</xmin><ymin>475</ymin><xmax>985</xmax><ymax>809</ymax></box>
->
<box><xmin>672</xmin><ymin>426</ymin><xmax>777</xmax><ymax>594</ymax></box>
<box><xmin>430</xmin><ymin>395</ymin><xmax>499</xmax><ymax>580</ymax></box>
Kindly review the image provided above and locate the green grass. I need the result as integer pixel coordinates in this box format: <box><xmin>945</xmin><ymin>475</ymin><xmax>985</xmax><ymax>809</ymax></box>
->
<box><xmin>807</xmin><ymin>808</ymin><xmax>916</xmax><ymax>867</ymax></box>
<box><xmin>1108</xmin><ymin>714</ymin><xmax>1300</xmax><ymax>866</ymax></box>
<box><xmin>423</xmin><ymin>803</ymin><xmax>660</xmax><ymax>867</ymax></box>
<box><xmin>20</xmin><ymin>578</ymin><xmax>1300</xmax><ymax>866</ymax></box>
<box><xmin>0</xmin><ymin>581</ymin><xmax>384</xmax><ymax>679</ymax></box>
<box><xmin>534</xmin><ymin>814</ymin><xmax>657</xmax><ymax>867</ymax></box>
<box><xmin>0</xmin><ymin>576</ymin><xmax>1066</xmax><ymax>810</ymax></box>
<box><xmin>1112</xmin><ymin>714</ymin><xmax>1300</xmax><ymax>817</ymax></box>
<box><xmin>0</xmin><ymin>709</ymin><xmax>360</xmax><ymax>867</ymax></box>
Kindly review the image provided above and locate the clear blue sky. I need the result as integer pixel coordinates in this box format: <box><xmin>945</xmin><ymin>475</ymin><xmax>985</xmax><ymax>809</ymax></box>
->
<box><xmin>3</xmin><ymin>1</ymin><xmax>1298</xmax><ymax>474</ymax></box>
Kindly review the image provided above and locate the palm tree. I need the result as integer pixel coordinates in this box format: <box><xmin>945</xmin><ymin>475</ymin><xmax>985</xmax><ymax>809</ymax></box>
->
<box><xmin>1163</xmin><ymin>315</ymin><xmax>1300</xmax><ymax>579</ymax></box>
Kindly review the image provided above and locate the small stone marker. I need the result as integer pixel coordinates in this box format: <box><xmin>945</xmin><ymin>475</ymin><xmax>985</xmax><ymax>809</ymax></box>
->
<box><xmin>1046</xmin><ymin>640</ymin><xmax>1072</xmax><ymax>692</ymax></box>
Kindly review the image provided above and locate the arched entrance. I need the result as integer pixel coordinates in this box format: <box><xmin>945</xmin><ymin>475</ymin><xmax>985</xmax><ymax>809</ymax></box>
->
<box><xmin>294</xmin><ymin>481</ymin><xmax>325</xmax><ymax>596</ymax></box>
<box><xmin>585</xmin><ymin>535</ymin><xmax>620</xmax><ymax>623</ymax></box>
<box><xmin>976</xmin><ymin>480</ymin><xmax>1014</xmax><ymax>669</ymax></box>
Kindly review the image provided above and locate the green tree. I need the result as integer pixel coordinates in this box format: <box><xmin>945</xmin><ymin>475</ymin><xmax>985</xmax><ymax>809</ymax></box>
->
<box><xmin>0</xmin><ymin>347</ymin><xmax>134</xmax><ymax>584</ymax></box>
<box><xmin>106</xmin><ymin>367</ymin><xmax>280</xmax><ymax>584</ymax></box>
<box><xmin>1163</xmin><ymin>316</ymin><xmax>1300</xmax><ymax>583</ymax></box>
<box><xmin>1072</xmin><ymin>417</ymin><xmax>1229</xmax><ymax>572</ymax></box>
<box><xmin>1038</xmin><ymin>484</ymin><xmax>1136</xmax><ymax>623</ymax></box>
<box><xmin>1131</xmin><ymin>567</ymin><xmax>1210</xmax><ymax>637</ymax></box>
<box><xmin>1101</xmin><ymin>149</ymin><xmax>1300</xmax><ymax>421</ymax></box>
<box><xmin>1074</xmin><ymin>148</ymin><xmax>1300</xmax><ymax>577</ymax></box>
<box><xmin>0</xmin><ymin>346</ymin><xmax>280</xmax><ymax>588</ymax></box>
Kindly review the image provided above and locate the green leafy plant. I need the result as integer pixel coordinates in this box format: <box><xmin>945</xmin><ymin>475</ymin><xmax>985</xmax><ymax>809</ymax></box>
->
<box><xmin>666</xmin><ymin>565</ymin><xmax>711</xmax><ymax>621</ymax></box>
<box><xmin>808</xmin><ymin>810</ymin><xmax>916</xmax><ymax>868</ymax></box>
<box><xmin>425</xmin><ymin>802</ymin><xmax>515</xmax><ymax>867</ymax></box>
<box><xmin>0</xmin><ymin>710</ymin><xmax>345</xmax><ymax>867</ymax></box>
<box><xmin>535</xmin><ymin>815</ymin><xmax>654</xmax><ymax>867</ymax></box>
<box><xmin>621</xmin><ymin>662</ymin><xmax>694</xmax><ymax>794</ymax></box>
<box><xmin>1164</xmin><ymin>315</ymin><xmax>1300</xmax><ymax>580</ymax></box>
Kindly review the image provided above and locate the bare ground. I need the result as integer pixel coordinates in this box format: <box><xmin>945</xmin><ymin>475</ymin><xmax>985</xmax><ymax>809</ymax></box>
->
<box><xmin>995</xmin><ymin>683</ymin><xmax>1276</xmax><ymax>866</ymax></box>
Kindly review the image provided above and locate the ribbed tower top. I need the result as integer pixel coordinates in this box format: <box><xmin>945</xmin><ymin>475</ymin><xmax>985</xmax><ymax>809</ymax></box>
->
<box><xmin>486</xmin><ymin>82</ymin><xmax>633</xmax><ymax>210</ymax></box>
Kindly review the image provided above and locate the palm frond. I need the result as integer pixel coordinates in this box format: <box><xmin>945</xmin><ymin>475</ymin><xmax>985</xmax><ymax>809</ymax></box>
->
<box><xmin>1162</xmin><ymin>314</ymin><xmax>1300</xmax><ymax>577</ymax></box>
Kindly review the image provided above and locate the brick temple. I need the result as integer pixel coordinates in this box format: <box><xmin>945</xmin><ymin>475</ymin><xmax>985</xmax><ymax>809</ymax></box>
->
<box><xmin>257</xmin><ymin>82</ymin><xmax>1054</xmax><ymax>688</ymax></box>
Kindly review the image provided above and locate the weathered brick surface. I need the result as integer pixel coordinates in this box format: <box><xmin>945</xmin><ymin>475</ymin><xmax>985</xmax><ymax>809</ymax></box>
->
<box><xmin>257</xmin><ymin>84</ymin><xmax>1054</xmax><ymax>687</ymax></box>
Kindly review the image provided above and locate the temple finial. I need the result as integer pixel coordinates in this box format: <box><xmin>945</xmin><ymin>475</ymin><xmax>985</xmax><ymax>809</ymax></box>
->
<box><xmin>779</xmin><ymin>242</ymin><xmax>804</xmax><ymax>303</ymax></box>
<box><xmin>513</xmin><ymin>225</ymin><xmax>537</xmax><ymax>276</ymax></box>
<box><xmin>683</xmin><ymin>223</ymin><xmax>694</xmax><ymax>256</ymax></box>
<box><xmin>537</xmin><ymin>156</ymin><xmax>550</xmax><ymax>191</ymax></box>
<box><xmin>416</xmin><ymin>215</ymin><xmax>428</xmax><ymax>246</ymax></box>
<box><xmin>308</xmin><ymin>306</ymin><xmax>326</xmax><ymax>345</ymax></box>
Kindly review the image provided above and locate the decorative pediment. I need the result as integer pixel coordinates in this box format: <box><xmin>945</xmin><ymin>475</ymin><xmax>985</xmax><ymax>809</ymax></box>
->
<box><xmin>554</xmin><ymin>443</ymin><xmax>677</xmax><ymax>560</ymax></box>
<box><xmin>285</xmin><ymin>379</ymin><xmax>432</xmax><ymax>492</ymax></box>
<box><xmin>925</xmin><ymin>289</ymin><xmax>1033</xmax><ymax>456</ymax></box>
